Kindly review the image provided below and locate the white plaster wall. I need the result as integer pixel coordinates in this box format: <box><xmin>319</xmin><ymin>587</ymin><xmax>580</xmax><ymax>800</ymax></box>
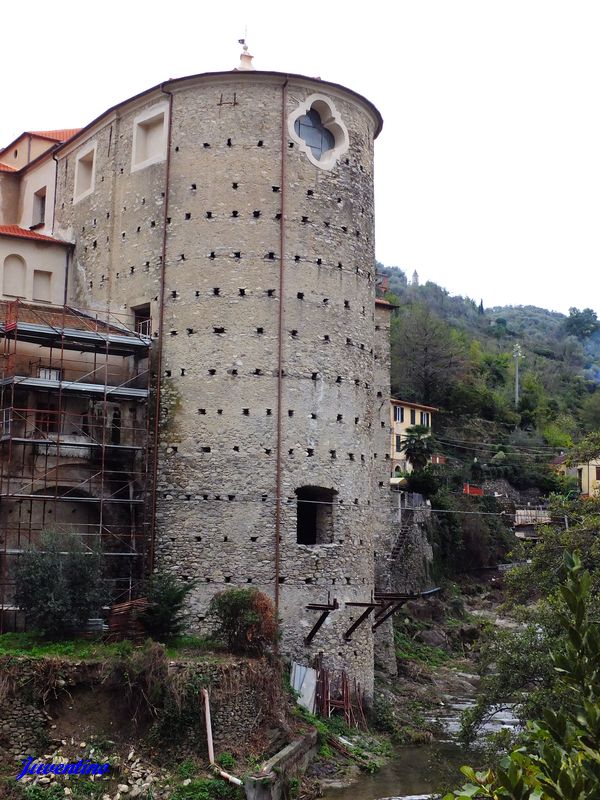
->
<box><xmin>0</xmin><ymin>239</ymin><xmax>67</xmax><ymax>304</ymax></box>
<box><xmin>18</xmin><ymin>158</ymin><xmax>57</xmax><ymax>234</ymax></box>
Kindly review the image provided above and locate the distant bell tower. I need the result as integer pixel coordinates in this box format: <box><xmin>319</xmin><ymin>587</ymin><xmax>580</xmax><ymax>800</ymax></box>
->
<box><xmin>411</xmin><ymin>269</ymin><xmax>419</xmax><ymax>286</ymax></box>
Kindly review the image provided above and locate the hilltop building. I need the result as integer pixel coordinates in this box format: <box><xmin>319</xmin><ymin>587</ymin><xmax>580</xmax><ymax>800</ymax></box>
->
<box><xmin>576</xmin><ymin>459</ymin><xmax>600</xmax><ymax>497</ymax></box>
<box><xmin>0</xmin><ymin>56</ymin><xmax>401</xmax><ymax>695</ymax></box>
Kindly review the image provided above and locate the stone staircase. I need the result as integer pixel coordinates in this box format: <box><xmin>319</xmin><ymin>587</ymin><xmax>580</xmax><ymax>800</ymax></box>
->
<box><xmin>390</xmin><ymin>524</ymin><xmax>411</xmax><ymax>560</ymax></box>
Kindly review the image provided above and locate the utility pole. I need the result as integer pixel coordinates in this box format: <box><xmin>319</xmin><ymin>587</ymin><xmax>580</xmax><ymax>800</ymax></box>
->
<box><xmin>513</xmin><ymin>343</ymin><xmax>523</xmax><ymax>407</ymax></box>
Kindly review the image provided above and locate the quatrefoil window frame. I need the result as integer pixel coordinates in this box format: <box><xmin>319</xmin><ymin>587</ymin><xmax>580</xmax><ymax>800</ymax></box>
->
<box><xmin>288</xmin><ymin>94</ymin><xmax>349</xmax><ymax>170</ymax></box>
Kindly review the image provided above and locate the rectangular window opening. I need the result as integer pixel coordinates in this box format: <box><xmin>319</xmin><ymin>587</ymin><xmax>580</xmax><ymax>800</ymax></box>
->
<box><xmin>296</xmin><ymin>486</ymin><xmax>336</xmax><ymax>545</ymax></box>
<box><xmin>32</xmin><ymin>270</ymin><xmax>52</xmax><ymax>303</ymax></box>
<box><xmin>132</xmin><ymin>105</ymin><xmax>168</xmax><ymax>170</ymax></box>
<box><xmin>31</xmin><ymin>186</ymin><xmax>47</xmax><ymax>228</ymax></box>
<box><xmin>132</xmin><ymin>303</ymin><xmax>151</xmax><ymax>336</ymax></box>
<box><xmin>74</xmin><ymin>145</ymin><xmax>96</xmax><ymax>202</ymax></box>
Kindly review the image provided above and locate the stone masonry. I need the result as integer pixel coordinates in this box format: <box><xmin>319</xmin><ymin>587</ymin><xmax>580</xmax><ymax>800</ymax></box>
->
<box><xmin>54</xmin><ymin>69</ymin><xmax>390</xmax><ymax>696</ymax></box>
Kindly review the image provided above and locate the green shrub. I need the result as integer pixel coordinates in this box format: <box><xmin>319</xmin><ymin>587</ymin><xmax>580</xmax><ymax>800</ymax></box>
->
<box><xmin>140</xmin><ymin>572</ymin><xmax>195</xmax><ymax>642</ymax></box>
<box><xmin>405</xmin><ymin>465</ymin><xmax>442</xmax><ymax>497</ymax></box>
<box><xmin>24</xmin><ymin>788</ymin><xmax>65</xmax><ymax>800</ymax></box>
<box><xmin>13</xmin><ymin>530</ymin><xmax>106</xmax><ymax>638</ymax></box>
<box><xmin>208</xmin><ymin>588</ymin><xmax>277</xmax><ymax>654</ymax></box>
<box><xmin>318</xmin><ymin>742</ymin><xmax>334</xmax><ymax>758</ymax></box>
<box><xmin>394</xmin><ymin>629</ymin><xmax>449</xmax><ymax>667</ymax></box>
<box><xmin>216</xmin><ymin>752</ymin><xmax>236</xmax><ymax>770</ymax></box>
<box><xmin>171</xmin><ymin>778</ymin><xmax>242</xmax><ymax>800</ymax></box>
<box><xmin>372</xmin><ymin>696</ymin><xmax>397</xmax><ymax>735</ymax></box>
<box><xmin>177</xmin><ymin>759</ymin><xmax>197</xmax><ymax>779</ymax></box>
<box><xmin>445</xmin><ymin>553</ymin><xmax>600</xmax><ymax>799</ymax></box>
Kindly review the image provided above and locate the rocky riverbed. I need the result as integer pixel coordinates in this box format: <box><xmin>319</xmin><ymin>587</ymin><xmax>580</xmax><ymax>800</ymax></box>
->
<box><xmin>316</xmin><ymin>574</ymin><xmax>521</xmax><ymax>800</ymax></box>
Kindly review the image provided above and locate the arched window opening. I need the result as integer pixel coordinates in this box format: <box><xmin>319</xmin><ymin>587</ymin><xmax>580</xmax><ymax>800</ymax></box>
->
<box><xmin>296</xmin><ymin>485</ymin><xmax>337</xmax><ymax>545</ymax></box>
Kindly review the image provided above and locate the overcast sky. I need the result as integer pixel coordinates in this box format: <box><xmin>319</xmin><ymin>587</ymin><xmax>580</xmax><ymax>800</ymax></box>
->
<box><xmin>3</xmin><ymin>0</ymin><xmax>599</xmax><ymax>315</ymax></box>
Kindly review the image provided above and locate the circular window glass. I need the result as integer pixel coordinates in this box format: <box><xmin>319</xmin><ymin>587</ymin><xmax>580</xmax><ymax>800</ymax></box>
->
<box><xmin>294</xmin><ymin>109</ymin><xmax>335</xmax><ymax>162</ymax></box>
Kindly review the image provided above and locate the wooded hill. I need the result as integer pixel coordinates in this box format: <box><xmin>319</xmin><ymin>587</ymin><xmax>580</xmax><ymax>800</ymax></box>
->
<box><xmin>378</xmin><ymin>263</ymin><xmax>600</xmax><ymax>493</ymax></box>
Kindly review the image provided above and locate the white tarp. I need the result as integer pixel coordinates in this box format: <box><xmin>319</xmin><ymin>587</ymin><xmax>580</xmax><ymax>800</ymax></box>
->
<box><xmin>515</xmin><ymin>509</ymin><xmax>551</xmax><ymax>526</ymax></box>
<box><xmin>290</xmin><ymin>662</ymin><xmax>317</xmax><ymax>714</ymax></box>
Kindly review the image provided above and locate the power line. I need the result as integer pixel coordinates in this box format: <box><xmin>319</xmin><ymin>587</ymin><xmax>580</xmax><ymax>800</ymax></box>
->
<box><xmin>156</xmin><ymin>493</ymin><xmax>514</xmax><ymax>517</ymax></box>
<box><xmin>434</xmin><ymin>439</ymin><xmax>558</xmax><ymax>459</ymax></box>
<box><xmin>430</xmin><ymin>508</ymin><xmax>509</xmax><ymax>517</ymax></box>
<box><xmin>434</xmin><ymin>433</ymin><xmax>560</xmax><ymax>453</ymax></box>
<box><xmin>436</xmin><ymin>437</ymin><xmax>556</xmax><ymax>456</ymax></box>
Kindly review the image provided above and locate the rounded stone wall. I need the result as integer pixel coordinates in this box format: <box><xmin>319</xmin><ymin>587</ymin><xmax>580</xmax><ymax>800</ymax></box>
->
<box><xmin>55</xmin><ymin>70</ymin><xmax>384</xmax><ymax>695</ymax></box>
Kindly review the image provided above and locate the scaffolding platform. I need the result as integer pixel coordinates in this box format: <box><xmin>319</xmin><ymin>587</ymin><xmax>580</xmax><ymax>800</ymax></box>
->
<box><xmin>0</xmin><ymin>300</ymin><xmax>153</xmax><ymax>632</ymax></box>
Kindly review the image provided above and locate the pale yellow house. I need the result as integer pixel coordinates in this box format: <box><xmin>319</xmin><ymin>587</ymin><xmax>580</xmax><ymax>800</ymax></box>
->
<box><xmin>390</xmin><ymin>398</ymin><xmax>438</xmax><ymax>475</ymax></box>
<box><xmin>577</xmin><ymin>460</ymin><xmax>600</xmax><ymax>497</ymax></box>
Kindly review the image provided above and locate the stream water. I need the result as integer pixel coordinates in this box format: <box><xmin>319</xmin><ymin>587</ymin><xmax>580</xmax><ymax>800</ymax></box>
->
<box><xmin>321</xmin><ymin>693</ymin><xmax>519</xmax><ymax>800</ymax></box>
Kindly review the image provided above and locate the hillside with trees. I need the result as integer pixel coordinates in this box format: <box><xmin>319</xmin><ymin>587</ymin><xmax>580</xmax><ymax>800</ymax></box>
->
<box><xmin>379</xmin><ymin>263</ymin><xmax>600</xmax><ymax>448</ymax></box>
<box><xmin>378</xmin><ymin>264</ymin><xmax>600</xmax><ymax>574</ymax></box>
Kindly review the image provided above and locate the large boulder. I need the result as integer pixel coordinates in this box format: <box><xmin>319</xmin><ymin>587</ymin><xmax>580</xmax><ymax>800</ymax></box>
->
<box><xmin>416</xmin><ymin>628</ymin><xmax>448</xmax><ymax>649</ymax></box>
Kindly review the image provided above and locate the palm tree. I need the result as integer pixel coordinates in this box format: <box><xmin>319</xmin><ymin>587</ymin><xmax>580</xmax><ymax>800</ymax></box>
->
<box><xmin>399</xmin><ymin>424</ymin><xmax>435</xmax><ymax>471</ymax></box>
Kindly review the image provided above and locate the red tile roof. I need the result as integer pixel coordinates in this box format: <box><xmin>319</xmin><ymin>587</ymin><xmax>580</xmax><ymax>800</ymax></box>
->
<box><xmin>0</xmin><ymin>163</ymin><xmax>17</xmax><ymax>172</ymax></box>
<box><xmin>390</xmin><ymin>398</ymin><xmax>439</xmax><ymax>413</ymax></box>
<box><xmin>0</xmin><ymin>299</ymin><xmax>139</xmax><ymax>337</ymax></box>
<box><xmin>0</xmin><ymin>130</ymin><xmax>81</xmax><ymax>164</ymax></box>
<box><xmin>27</xmin><ymin>129</ymin><xmax>81</xmax><ymax>142</ymax></box>
<box><xmin>375</xmin><ymin>297</ymin><xmax>398</xmax><ymax>309</ymax></box>
<box><xmin>0</xmin><ymin>225</ymin><xmax>70</xmax><ymax>245</ymax></box>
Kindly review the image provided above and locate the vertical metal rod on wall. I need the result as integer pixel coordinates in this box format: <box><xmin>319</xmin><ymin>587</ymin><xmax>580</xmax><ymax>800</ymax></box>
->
<box><xmin>148</xmin><ymin>84</ymin><xmax>174</xmax><ymax>574</ymax></box>
<box><xmin>274</xmin><ymin>78</ymin><xmax>289</xmax><ymax>621</ymax></box>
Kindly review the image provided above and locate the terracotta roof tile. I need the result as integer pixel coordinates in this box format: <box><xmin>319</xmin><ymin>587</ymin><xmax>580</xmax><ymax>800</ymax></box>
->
<box><xmin>390</xmin><ymin>398</ymin><xmax>439</xmax><ymax>413</ymax></box>
<box><xmin>27</xmin><ymin>129</ymin><xmax>81</xmax><ymax>142</ymax></box>
<box><xmin>0</xmin><ymin>225</ymin><xmax>70</xmax><ymax>245</ymax></box>
<box><xmin>0</xmin><ymin>163</ymin><xmax>17</xmax><ymax>173</ymax></box>
<box><xmin>0</xmin><ymin>300</ymin><xmax>140</xmax><ymax>338</ymax></box>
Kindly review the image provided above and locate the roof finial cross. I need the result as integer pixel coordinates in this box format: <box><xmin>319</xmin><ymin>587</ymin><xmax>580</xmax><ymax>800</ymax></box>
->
<box><xmin>236</xmin><ymin>29</ymin><xmax>254</xmax><ymax>71</ymax></box>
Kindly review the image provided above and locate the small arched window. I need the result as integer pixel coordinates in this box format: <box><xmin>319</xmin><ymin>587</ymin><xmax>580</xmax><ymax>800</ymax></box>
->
<box><xmin>3</xmin><ymin>254</ymin><xmax>26</xmax><ymax>298</ymax></box>
<box><xmin>296</xmin><ymin>485</ymin><xmax>337</xmax><ymax>545</ymax></box>
<box><xmin>294</xmin><ymin>109</ymin><xmax>335</xmax><ymax>161</ymax></box>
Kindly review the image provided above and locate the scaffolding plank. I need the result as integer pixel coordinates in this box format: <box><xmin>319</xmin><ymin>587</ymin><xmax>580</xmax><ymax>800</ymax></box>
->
<box><xmin>0</xmin><ymin>376</ymin><xmax>148</xmax><ymax>400</ymax></box>
<box><xmin>0</xmin><ymin>322</ymin><xmax>151</xmax><ymax>355</ymax></box>
<box><xmin>1</xmin><ymin>437</ymin><xmax>144</xmax><ymax>451</ymax></box>
<box><xmin>0</xmin><ymin>493</ymin><xmax>144</xmax><ymax>503</ymax></box>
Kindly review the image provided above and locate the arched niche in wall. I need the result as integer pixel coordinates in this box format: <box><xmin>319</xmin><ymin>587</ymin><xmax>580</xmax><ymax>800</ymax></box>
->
<box><xmin>3</xmin><ymin>254</ymin><xmax>26</xmax><ymax>298</ymax></box>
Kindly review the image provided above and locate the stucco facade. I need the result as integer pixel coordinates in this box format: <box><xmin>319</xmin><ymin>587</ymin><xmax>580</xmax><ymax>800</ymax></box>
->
<box><xmin>577</xmin><ymin>460</ymin><xmax>600</xmax><ymax>497</ymax></box>
<box><xmin>0</xmin><ymin>234</ymin><xmax>67</xmax><ymax>305</ymax></box>
<box><xmin>390</xmin><ymin>398</ymin><xmax>437</xmax><ymax>475</ymax></box>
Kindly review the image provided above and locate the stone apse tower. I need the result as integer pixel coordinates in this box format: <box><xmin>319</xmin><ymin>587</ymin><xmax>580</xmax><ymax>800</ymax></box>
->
<box><xmin>54</xmin><ymin>61</ymin><xmax>390</xmax><ymax>693</ymax></box>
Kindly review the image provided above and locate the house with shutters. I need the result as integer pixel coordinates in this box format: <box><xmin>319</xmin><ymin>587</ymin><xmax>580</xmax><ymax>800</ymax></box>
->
<box><xmin>390</xmin><ymin>398</ymin><xmax>438</xmax><ymax>475</ymax></box>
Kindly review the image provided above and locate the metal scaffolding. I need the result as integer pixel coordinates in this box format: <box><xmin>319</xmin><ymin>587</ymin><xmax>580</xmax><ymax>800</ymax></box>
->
<box><xmin>0</xmin><ymin>299</ymin><xmax>152</xmax><ymax>632</ymax></box>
